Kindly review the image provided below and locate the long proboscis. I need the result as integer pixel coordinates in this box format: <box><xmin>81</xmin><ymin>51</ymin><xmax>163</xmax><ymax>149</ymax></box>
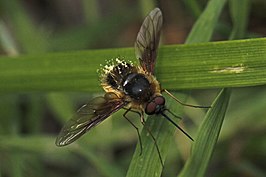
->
<box><xmin>160</xmin><ymin>111</ymin><xmax>194</xmax><ymax>141</ymax></box>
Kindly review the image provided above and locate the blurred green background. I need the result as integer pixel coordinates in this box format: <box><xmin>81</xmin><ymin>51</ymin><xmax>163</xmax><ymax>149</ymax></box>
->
<box><xmin>0</xmin><ymin>0</ymin><xmax>266</xmax><ymax>177</ymax></box>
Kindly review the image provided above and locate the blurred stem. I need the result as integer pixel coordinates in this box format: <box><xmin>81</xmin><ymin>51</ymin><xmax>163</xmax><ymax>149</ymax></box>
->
<box><xmin>82</xmin><ymin>0</ymin><xmax>100</xmax><ymax>24</ymax></box>
<box><xmin>0</xmin><ymin>20</ymin><xmax>19</xmax><ymax>56</ymax></box>
<box><xmin>182</xmin><ymin>0</ymin><xmax>202</xmax><ymax>18</ymax></box>
<box><xmin>229</xmin><ymin>0</ymin><xmax>250</xmax><ymax>39</ymax></box>
<box><xmin>139</xmin><ymin>0</ymin><xmax>156</xmax><ymax>16</ymax></box>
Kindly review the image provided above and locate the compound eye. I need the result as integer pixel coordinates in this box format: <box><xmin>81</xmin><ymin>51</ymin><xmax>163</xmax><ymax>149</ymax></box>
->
<box><xmin>145</xmin><ymin>102</ymin><xmax>156</xmax><ymax>115</ymax></box>
<box><xmin>154</xmin><ymin>96</ymin><xmax>165</xmax><ymax>106</ymax></box>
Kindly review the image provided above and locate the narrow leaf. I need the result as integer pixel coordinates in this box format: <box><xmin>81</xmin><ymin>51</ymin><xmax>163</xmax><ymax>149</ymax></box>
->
<box><xmin>229</xmin><ymin>0</ymin><xmax>250</xmax><ymax>39</ymax></box>
<box><xmin>185</xmin><ymin>0</ymin><xmax>227</xmax><ymax>43</ymax></box>
<box><xmin>0</xmin><ymin>38</ymin><xmax>265</xmax><ymax>93</ymax></box>
<box><xmin>179</xmin><ymin>89</ymin><xmax>231</xmax><ymax>177</ymax></box>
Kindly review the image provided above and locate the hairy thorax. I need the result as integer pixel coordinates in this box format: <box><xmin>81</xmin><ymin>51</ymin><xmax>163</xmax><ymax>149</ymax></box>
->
<box><xmin>99</xmin><ymin>58</ymin><xmax>161</xmax><ymax>111</ymax></box>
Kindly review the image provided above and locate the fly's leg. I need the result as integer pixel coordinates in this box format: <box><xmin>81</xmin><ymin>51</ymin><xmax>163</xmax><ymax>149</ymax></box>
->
<box><xmin>140</xmin><ymin>115</ymin><xmax>164</xmax><ymax>167</ymax></box>
<box><xmin>123</xmin><ymin>108</ymin><xmax>164</xmax><ymax>167</ymax></box>
<box><xmin>162</xmin><ymin>89</ymin><xmax>211</xmax><ymax>108</ymax></box>
<box><xmin>123</xmin><ymin>108</ymin><xmax>143</xmax><ymax>156</ymax></box>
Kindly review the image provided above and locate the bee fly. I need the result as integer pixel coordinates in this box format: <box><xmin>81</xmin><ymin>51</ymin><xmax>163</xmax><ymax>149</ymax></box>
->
<box><xmin>56</xmin><ymin>8</ymin><xmax>208</xmax><ymax>166</ymax></box>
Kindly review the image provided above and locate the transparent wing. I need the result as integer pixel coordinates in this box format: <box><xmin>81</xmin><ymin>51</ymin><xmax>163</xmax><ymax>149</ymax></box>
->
<box><xmin>135</xmin><ymin>8</ymin><xmax>163</xmax><ymax>74</ymax></box>
<box><xmin>55</xmin><ymin>93</ymin><xmax>127</xmax><ymax>146</ymax></box>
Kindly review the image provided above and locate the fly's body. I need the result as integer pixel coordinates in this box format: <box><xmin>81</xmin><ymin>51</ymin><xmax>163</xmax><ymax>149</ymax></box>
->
<box><xmin>56</xmin><ymin>8</ymin><xmax>205</xmax><ymax>166</ymax></box>
<box><xmin>99</xmin><ymin>59</ymin><xmax>161</xmax><ymax>112</ymax></box>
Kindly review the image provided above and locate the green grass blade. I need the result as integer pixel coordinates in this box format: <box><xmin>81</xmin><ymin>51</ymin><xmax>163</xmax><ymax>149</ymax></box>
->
<box><xmin>1</xmin><ymin>0</ymin><xmax>48</xmax><ymax>53</ymax></box>
<box><xmin>179</xmin><ymin>88</ymin><xmax>231</xmax><ymax>177</ymax></box>
<box><xmin>182</xmin><ymin>0</ymin><xmax>202</xmax><ymax>18</ymax></box>
<box><xmin>159</xmin><ymin>38</ymin><xmax>266</xmax><ymax>90</ymax></box>
<box><xmin>0</xmin><ymin>38</ymin><xmax>265</xmax><ymax>93</ymax></box>
<box><xmin>0</xmin><ymin>21</ymin><xmax>19</xmax><ymax>55</ymax></box>
<box><xmin>185</xmin><ymin>0</ymin><xmax>227</xmax><ymax>43</ymax></box>
<box><xmin>229</xmin><ymin>0</ymin><xmax>250</xmax><ymax>39</ymax></box>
